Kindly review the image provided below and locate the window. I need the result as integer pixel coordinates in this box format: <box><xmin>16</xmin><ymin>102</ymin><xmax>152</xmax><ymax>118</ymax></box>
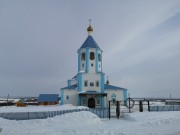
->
<box><xmin>91</xmin><ymin>63</ymin><xmax>93</xmax><ymax>67</ymax></box>
<box><xmin>82</xmin><ymin>97</ymin><xmax>86</xmax><ymax>105</ymax></box>
<box><xmin>82</xmin><ymin>99</ymin><xmax>86</xmax><ymax>105</ymax></box>
<box><xmin>96</xmin><ymin>81</ymin><xmax>99</xmax><ymax>87</ymax></box>
<box><xmin>111</xmin><ymin>93</ymin><xmax>116</xmax><ymax>104</ymax></box>
<box><xmin>96</xmin><ymin>96</ymin><xmax>100</xmax><ymax>105</ymax></box>
<box><xmin>90</xmin><ymin>82</ymin><xmax>94</xmax><ymax>87</ymax></box>
<box><xmin>84</xmin><ymin>81</ymin><xmax>88</xmax><ymax>87</ymax></box>
<box><xmin>81</xmin><ymin>53</ymin><xmax>85</xmax><ymax>61</ymax></box>
<box><xmin>82</xmin><ymin>63</ymin><xmax>84</xmax><ymax>67</ymax></box>
<box><xmin>99</xmin><ymin>64</ymin><xmax>100</xmax><ymax>68</ymax></box>
<box><xmin>66</xmin><ymin>95</ymin><xmax>69</xmax><ymax>100</ymax></box>
<box><xmin>98</xmin><ymin>53</ymin><xmax>101</xmax><ymax>62</ymax></box>
<box><xmin>90</xmin><ymin>52</ymin><xmax>95</xmax><ymax>60</ymax></box>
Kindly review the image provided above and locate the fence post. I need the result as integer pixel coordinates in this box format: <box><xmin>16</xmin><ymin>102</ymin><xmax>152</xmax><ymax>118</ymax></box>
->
<box><xmin>109</xmin><ymin>101</ymin><xmax>111</xmax><ymax>119</ymax></box>
<box><xmin>147</xmin><ymin>101</ymin><xmax>150</xmax><ymax>112</ymax></box>
<box><xmin>139</xmin><ymin>100</ymin><xmax>143</xmax><ymax>112</ymax></box>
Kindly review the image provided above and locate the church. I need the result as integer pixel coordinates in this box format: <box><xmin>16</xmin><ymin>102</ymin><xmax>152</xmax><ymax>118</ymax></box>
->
<box><xmin>60</xmin><ymin>23</ymin><xmax>128</xmax><ymax>108</ymax></box>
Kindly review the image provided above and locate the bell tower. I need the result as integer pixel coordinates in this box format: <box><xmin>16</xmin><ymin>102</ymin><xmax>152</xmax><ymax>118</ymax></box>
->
<box><xmin>78</xmin><ymin>21</ymin><xmax>102</xmax><ymax>73</ymax></box>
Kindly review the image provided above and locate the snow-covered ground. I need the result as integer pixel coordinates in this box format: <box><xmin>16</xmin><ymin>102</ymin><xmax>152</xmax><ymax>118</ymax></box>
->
<box><xmin>0</xmin><ymin>104</ymin><xmax>87</xmax><ymax>112</ymax></box>
<box><xmin>0</xmin><ymin>110</ymin><xmax>180</xmax><ymax>135</ymax></box>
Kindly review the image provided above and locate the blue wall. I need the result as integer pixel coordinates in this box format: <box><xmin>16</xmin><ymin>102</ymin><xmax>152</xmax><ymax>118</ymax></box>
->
<box><xmin>68</xmin><ymin>80</ymin><xmax>71</xmax><ymax>87</ymax></box>
<box><xmin>86</xmin><ymin>48</ymin><xmax>89</xmax><ymax>72</ymax></box>
<box><xmin>96</xmin><ymin>48</ymin><xmax>98</xmax><ymax>73</ymax></box>
<box><xmin>101</xmin><ymin>73</ymin><xmax>105</xmax><ymax>93</ymax></box>
<box><xmin>60</xmin><ymin>89</ymin><xmax>64</xmax><ymax>105</ymax></box>
<box><xmin>101</xmin><ymin>73</ymin><xmax>105</xmax><ymax>108</ymax></box>
<box><xmin>78</xmin><ymin>50</ymin><xmax>80</xmax><ymax>72</ymax></box>
<box><xmin>78</xmin><ymin>73</ymin><xmax>82</xmax><ymax>92</ymax></box>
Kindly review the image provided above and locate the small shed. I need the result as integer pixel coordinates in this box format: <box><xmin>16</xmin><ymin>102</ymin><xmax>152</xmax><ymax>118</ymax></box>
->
<box><xmin>38</xmin><ymin>94</ymin><xmax>59</xmax><ymax>105</ymax></box>
<box><xmin>16</xmin><ymin>99</ymin><xmax>26</xmax><ymax>107</ymax></box>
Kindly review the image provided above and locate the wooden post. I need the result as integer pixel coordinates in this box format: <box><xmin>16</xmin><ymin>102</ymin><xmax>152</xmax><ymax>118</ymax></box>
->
<box><xmin>148</xmin><ymin>101</ymin><xmax>150</xmax><ymax>112</ymax></box>
<box><xmin>139</xmin><ymin>100</ymin><xmax>143</xmax><ymax>112</ymax></box>
<box><xmin>109</xmin><ymin>101</ymin><xmax>111</xmax><ymax>119</ymax></box>
<box><xmin>116</xmin><ymin>101</ymin><xmax>120</xmax><ymax>119</ymax></box>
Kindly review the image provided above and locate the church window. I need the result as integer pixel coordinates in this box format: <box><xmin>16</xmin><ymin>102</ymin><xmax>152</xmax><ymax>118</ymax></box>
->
<box><xmin>84</xmin><ymin>80</ymin><xmax>88</xmax><ymax>87</ymax></box>
<box><xmin>90</xmin><ymin>52</ymin><xmax>95</xmax><ymax>60</ymax></box>
<box><xmin>90</xmin><ymin>82</ymin><xmax>94</xmax><ymax>87</ymax></box>
<box><xmin>82</xmin><ymin>97</ymin><xmax>86</xmax><ymax>105</ymax></box>
<box><xmin>111</xmin><ymin>93</ymin><xmax>116</xmax><ymax>104</ymax></box>
<box><xmin>91</xmin><ymin>63</ymin><xmax>93</xmax><ymax>67</ymax></box>
<box><xmin>98</xmin><ymin>53</ymin><xmax>101</xmax><ymax>62</ymax></box>
<box><xmin>96</xmin><ymin>96</ymin><xmax>100</xmax><ymax>105</ymax></box>
<box><xmin>82</xmin><ymin>99</ymin><xmax>86</xmax><ymax>105</ymax></box>
<box><xmin>81</xmin><ymin>53</ymin><xmax>85</xmax><ymax>61</ymax></box>
<box><xmin>96</xmin><ymin>81</ymin><xmax>99</xmax><ymax>87</ymax></box>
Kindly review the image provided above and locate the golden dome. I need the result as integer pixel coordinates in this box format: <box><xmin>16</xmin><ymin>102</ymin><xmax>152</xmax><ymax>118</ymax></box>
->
<box><xmin>87</xmin><ymin>25</ymin><xmax>93</xmax><ymax>32</ymax></box>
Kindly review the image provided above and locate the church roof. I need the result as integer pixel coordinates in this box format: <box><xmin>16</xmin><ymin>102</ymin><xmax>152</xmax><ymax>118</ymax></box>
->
<box><xmin>61</xmin><ymin>84</ymin><xmax>78</xmax><ymax>90</ymax></box>
<box><xmin>80</xmin><ymin>35</ymin><xmax>102</xmax><ymax>51</ymax></box>
<box><xmin>104</xmin><ymin>84</ymin><xmax>127</xmax><ymax>90</ymax></box>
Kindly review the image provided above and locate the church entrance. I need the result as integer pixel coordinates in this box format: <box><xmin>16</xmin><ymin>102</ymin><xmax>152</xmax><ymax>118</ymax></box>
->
<box><xmin>88</xmin><ymin>98</ymin><xmax>95</xmax><ymax>108</ymax></box>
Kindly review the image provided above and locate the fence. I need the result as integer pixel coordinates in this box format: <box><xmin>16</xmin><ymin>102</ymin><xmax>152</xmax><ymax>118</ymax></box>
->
<box><xmin>89</xmin><ymin>108</ymin><xmax>109</xmax><ymax>118</ymax></box>
<box><xmin>150</xmin><ymin>105</ymin><xmax>180</xmax><ymax>111</ymax></box>
<box><xmin>0</xmin><ymin>108</ymin><xmax>89</xmax><ymax>120</ymax></box>
<box><xmin>0</xmin><ymin>108</ymin><xmax>109</xmax><ymax>120</ymax></box>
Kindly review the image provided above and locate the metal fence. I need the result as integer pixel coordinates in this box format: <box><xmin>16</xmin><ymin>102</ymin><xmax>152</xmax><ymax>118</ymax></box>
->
<box><xmin>150</xmin><ymin>105</ymin><xmax>180</xmax><ymax>111</ymax></box>
<box><xmin>0</xmin><ymin>108</ymin><xmax>89</xmax><ymax>120</ymax></box>
<box><xmin>89</xmin><ymin>108</ymin><xmax>109</xmax><ymax>118</ymax></box>
<box><xmin>0</xmin><ymin>108</ymin><xmax>109</xmax><ymax>120</ymax></box>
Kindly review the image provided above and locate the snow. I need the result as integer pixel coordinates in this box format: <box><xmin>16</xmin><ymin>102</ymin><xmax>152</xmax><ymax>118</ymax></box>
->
<box><xmin>0</xmin><ymin>104</ymin><xmax>88</xmax><ymax>113</ymax></box>
<box><xmin>1</xmin><ymin>109</ymin><xmax>180</xmax><ymax>135</ymax></box>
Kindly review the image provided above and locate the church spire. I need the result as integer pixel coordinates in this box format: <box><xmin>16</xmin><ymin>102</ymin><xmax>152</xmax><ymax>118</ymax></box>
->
<box><xmin>87</xmin><ymin>19</ymin><xmax>93</xmax><ymax>35</ymax></box>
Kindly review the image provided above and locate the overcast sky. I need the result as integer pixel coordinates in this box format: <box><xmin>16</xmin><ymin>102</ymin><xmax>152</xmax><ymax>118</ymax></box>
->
<box><xmin>0</xmin><ymin>0</ymin><xmax>180</xmax><ymax>98</ymax></box>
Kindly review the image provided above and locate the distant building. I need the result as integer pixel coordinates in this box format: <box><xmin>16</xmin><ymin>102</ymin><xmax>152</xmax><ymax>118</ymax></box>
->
<box><xmin>38</xmin><ymin>94</ymin><xmax>59</xmax><ymax>105</ymax></box>
<box><xmin>16</xmin><ymin>99</ymin><xmax>26</xmax><ymax>107</ymax></box>
<box><xmin>60</xmin><ymin>23</ymin><xmax>128</xmax><ymax>108</ymax></box>
<box><xmin>165</xmin><ymin>100</ymin><xmax>180</xmax><ymax>105</ymax></box>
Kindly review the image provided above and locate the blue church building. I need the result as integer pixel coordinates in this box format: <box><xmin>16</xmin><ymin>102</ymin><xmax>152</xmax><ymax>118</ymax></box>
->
<box><xmin>60</xmin><ymin>23</ymin><xmax>128</xmax><ymax>108</ymax></box>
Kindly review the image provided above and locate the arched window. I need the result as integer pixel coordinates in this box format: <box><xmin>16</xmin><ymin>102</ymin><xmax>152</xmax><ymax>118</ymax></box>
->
<box><xmin>98</xmin><ymin>53</ymin><xmax>101</xmax><ymax>62</ymax></box>
<box><xmin>90</xmin><ymin>52</ymin><xmax>95</xmax><ymax>60</ymax></box>
<box><xmin>81</xmin><ymin>53</ymin><xmax>85</xmax><ymax>61</ymax></box>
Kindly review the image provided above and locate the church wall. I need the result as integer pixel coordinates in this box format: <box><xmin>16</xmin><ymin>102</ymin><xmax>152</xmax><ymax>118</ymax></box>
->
<box><xmin>63</xmin><ymin>90</ymin><xmax>78</xmax><ymax>106</ymax></box>
<box><xmin>97</xmin><ymin>49</ymin><xmax>102</xmax><ymax>72</ymax></box>
<box><xmin>81</xmin><ymin>73</ymin><xmax>101</xmax><ymax>91</ymax></box>
<box><xmin>105</xmin><ymin>90</ymin><xmax>125</xmax><ymax>101</ymax></box>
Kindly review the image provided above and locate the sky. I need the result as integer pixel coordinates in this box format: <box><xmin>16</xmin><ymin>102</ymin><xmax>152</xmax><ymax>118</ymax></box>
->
<box><xmin>0</xmin><ymin>0</ymin><xmax>180</xmax><ymax>98</ymax></box>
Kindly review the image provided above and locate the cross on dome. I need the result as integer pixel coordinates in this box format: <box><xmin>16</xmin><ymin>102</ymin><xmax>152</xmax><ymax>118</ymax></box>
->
<box><xmin>87</xmin><ymin>19</ymin><xmax>93</xmax><ymax>35</ymax></box>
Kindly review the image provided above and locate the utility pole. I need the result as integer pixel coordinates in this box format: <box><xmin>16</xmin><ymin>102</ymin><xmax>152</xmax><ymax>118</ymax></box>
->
<box><xmin>128</xmin><ymin>93</ymin><xmax>131</xmax><ymax>113</ymax></box>
<box><xmin>6</xmin><ymin>93</ymin><xmax>9</xmax><ymax>108</ymax></box>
